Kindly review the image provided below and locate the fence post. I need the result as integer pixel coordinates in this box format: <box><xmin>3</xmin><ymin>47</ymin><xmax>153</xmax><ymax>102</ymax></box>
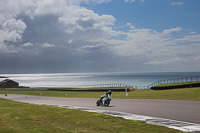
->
<box><xmin>125</xmin><ymin>88</ymin><xmax>128</xmax><ymax>96</ymax></box>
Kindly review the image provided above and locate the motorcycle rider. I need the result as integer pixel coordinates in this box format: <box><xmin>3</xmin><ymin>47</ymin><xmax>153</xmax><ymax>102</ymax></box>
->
<box><xmin>96</xmin><ymin>90</ymin><xmax>112</xmax><ymax>106</ymax></box>
<box><xmin>100</xmin><ymin>90</ymin><xmax>112</xmax><ymax>104</ymax></box>
<box><xmin>106</xmin><ymin>90</ymin><xmax>112</xmax><ymax>96</ymax></box>
<box><xmin>101</xmin><ymin>90</ymin><xmax>112</xmax><ymax>98</ymax></box>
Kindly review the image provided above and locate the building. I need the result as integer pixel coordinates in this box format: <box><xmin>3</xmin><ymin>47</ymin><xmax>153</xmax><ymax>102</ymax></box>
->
<box><xmin>0</xmin><ymin>79</ymin><xmax>19</xmax><ymax>88</ymax></box>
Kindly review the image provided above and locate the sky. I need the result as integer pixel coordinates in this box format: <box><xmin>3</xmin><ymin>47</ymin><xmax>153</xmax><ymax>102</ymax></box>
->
<box><xmin>0</xmin><ymin>0</ymin><xmax>200</xmax><ymax>74</ymax></box>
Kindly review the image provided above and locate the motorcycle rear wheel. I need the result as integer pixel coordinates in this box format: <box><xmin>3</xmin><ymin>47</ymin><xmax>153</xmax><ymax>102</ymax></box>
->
<box><xmin>96</xmin><ymin>99</ymin><xmax>100</xmax><ymax>106</ymax></box>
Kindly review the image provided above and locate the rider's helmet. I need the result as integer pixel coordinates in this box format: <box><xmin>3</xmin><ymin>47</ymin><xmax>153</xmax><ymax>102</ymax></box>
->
<box><xmin>107</xmin><ymin>90</ymin><xmax>112</xmax><ymax>95</ymax></box>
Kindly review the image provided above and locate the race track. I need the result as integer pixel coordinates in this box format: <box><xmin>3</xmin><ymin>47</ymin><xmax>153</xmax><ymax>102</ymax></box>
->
<box><xmin>1</xmin><ymin>94</ymin><xmax>200</xmax><ymax>124</ymax></box>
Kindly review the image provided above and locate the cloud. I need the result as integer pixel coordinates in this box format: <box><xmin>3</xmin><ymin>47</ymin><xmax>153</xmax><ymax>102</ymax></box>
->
<box><xmin>126</xmin><ymin>23</ymin><xmax>136</xmax><ymax>29</ymax></box>
<box><xmin>23</xmin><ymin>42</ymin><xmax>33</xmax><ymax>47</ymax></box>
<box><xmin>107</xmin><ymin>26</ymin><xmax>200</xmax><ymax>71</ymax></box>
<box><xmin>194</xmin><ymin>56</ymin><xmax>200</xmax><ymax>61</ymax></box>
<box><xmin>170</xmin><ymin>2</ymin><xmax>183</xmax><ymax>6</ymax></box>
<box><xmin>0</xmin><ymin>0</ymin><xmax>200</xmax><ymax>73</ymax></box>
<box><xmin>0</xmin><ymin>0</ymin><xmax>118</xmax><ymax>73</ymax></box>
<box><xmin>125</xmin><ymin>0</ymin><xmax>136</xmax><ymax>3</ymax></box>
<box><xmin>68</xmin><ymin>39</ymin><xmax>73</xmax><ymax>44</ymax></box>
<box><xmin>0</xmin><ymin>0</ymin><xmax>115</xmax><ymax>52</ymax></box>
<box><xmin>174</xmin><ymin>34</ymin><xmax>200</xmax><ymax>42</ymax></box>
<box><xmin>67</xmin><ymin>0</ymin><xmax>112</xmax><ymax>5</ymax></box>
<box><xmin>124</xmin><ymin>0</ymin><xmax>144</xmax><ymax>3</ymax></box>
<box><xmin>42</xmin><ymin>42</ymin><xmax>56</xmax><ymax>48</ymax></box>
<box><xmin>0</xmin><ymin>18</ymin><xmax>27</xmax><ymax>53</ymax></box>
<box><xmin>108</xmin><ymin>28</ymin><xmax>168</xmax><ymax>57</ymax></box>
<box><xmin>58</xmin><ymin>8</ymin><xmax>115</xmax><ymax>34</ymax></box>
<box><xmin>144</xmin><ymin>57</ymin><xmax>181</xmax><ymax>65</ymax></box>
<box><xmin>162</xmin><ymin>27</ymin><xmax>182</xmax><ymax>34</ymax></box>
<box><xmin>95</xmin><ymin>0</ymin><xmax>112</xmax><ymax>4</ymax></box>
<box><xmin>1</xmin><ymin>18</ymin><xmax>26</xmax><ymax>42</ymax></box>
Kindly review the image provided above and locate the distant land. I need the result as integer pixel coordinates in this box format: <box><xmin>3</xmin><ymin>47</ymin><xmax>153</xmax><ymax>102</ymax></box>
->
<box><xmin>0</xmin><ymin>76</ymin><xmax>8</xmax><ymax>78</ymax></box>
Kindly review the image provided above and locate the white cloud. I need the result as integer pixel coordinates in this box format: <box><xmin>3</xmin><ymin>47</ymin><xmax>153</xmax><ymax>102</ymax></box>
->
<box><xmin>1</xmin><ymin>18</ymin><xmax>26</xmax><ymax>42</ymax></box>
<box><xmin>108</xmin><ymin>28</ymin><xmax>169</xmax><ymax>57</ymax></box>
<box><xmin>144</xmin><ymin>57</ymin><xmax>181</xmax><ymax>65</ymax></box>
<box><xmin>107</xmin><ymin>25</ymin><xmax>200</xmax><ymax>70</ymax></box>
<box><xmin>125</xmin><ymin>0</ymin><xmax>136</xmax><ymax>3</ymax></box>
<box><xmin>0</xmin><ymin>18</ymin><xmax>27</xmax><ymax>53</ymax></box>
<box><xmin>95</xmin><ymin>0</ymin><xmax>112</xmax><ymax>4</ymax></box>
<box><xmin>80</xmin><ymin>44</ymin><xmax>104</xmax><ymax>49</ymax></box>
<box><xmin>68</xmin><ymin>39</ymin><xmax>73</xmax><ymax>44</ymax></box>
<box><xmin>162</xmin><ymin>27</ymin><xmax>182</xmax><ymax>34</ymax></box>
<box><xmin>0</xmin><ymin>0</ymin><xmax>200</xmax><ymax>72</ymax></box>
<box><xmin>124</xmin><ymin>0</ymin><xmax>144</xmax><ymax>3</ymax></box>
<box><xmin>66</xmin><ymin>0</ymin><xmax>112</xmax><ymax>5</ymax></box>
<box><xmin>23</xmin><ymin>42</ymin><xmax>34</xmax><ymax>47</ymax></box>
<box><xmin>0</xmin><ymin>0</ymin><xmax>115</xmax><ymax>53</ymax></box>
<box><xmin>42</xmin><ymin>42</ymin><xmax>56</xmax><ymax>48</ymax></box>
<box><xmin>170</xmin><ymin>2</ymin><xmax>183</xmax><ymax>6</ymax></box>
<box><xmin>126</xmin><ymin>23</ymin><xmax>136</xmax><ymax>29</ymax></box>
<box><xmin>58</xmin><ymin>7</ymin><xmax>115</xmax><ymax>34</ymax></box>
<box><xmin>174</xmin><ymin>34</ymin><xmax>200</xmax><ymax>42</ymax></box>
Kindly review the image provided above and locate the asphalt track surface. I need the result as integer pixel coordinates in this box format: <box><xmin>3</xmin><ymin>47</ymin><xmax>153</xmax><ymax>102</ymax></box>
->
<box><xmin>1</xmin><ymin>94</ymin><xmax>200</xmax><ymax>124</ymax></box>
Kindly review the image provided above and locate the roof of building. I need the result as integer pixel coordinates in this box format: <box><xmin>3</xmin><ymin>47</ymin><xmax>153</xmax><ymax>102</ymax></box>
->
<box><xmin>0</xmin><ymin>79</ymin><xmax>18</xmax><ymax>85</ymax></box>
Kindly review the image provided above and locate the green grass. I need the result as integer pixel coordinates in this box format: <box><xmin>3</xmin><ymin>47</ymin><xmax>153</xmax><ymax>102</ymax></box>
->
<box><xmin>1</xmin><ymin>87</ymin><xmax>200</xmax><ymax>101</ymax></box>
<box><xmin>129</xmin><ymin>87</ymin><xmax>200</xmax><ymax>101</ymax></box>
<box><xmin>0</xmin><ymin>98</ymin><xmax>183</xmax><ymax>133</ymax></box>
<box><xmin>1</xmin><ymin>86</ymin><xmax>198</xmax><ymax>132</ymax></box>
<box><xmin>155</xmin><ymin>81</ymin><xmax>200</xmax><ymax>87</ymax></box>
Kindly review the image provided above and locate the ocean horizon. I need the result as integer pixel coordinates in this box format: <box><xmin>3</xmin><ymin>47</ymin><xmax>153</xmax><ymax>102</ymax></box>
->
<box><xmin>1</xmin><ymin>72</ymin><xmax>200</xmax><ymax>88</ymax></box>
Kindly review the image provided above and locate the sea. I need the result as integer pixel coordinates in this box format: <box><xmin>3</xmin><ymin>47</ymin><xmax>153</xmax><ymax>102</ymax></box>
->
<box><xmin>1</xmin><ymin>72</ymin><xmax>200</xmax><ymax>88</ymax></box>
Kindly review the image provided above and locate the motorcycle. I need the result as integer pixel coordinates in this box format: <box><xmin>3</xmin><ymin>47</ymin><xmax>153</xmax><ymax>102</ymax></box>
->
<box><xmin>96</xmin><ymin>93</ymin><xmax>112</xmax><ymax>106</ymax></box>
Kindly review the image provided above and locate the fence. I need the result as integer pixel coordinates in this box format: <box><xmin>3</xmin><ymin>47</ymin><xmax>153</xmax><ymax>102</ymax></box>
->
<box><xmin>77</xmin><ymin>83</ymin><xmax>133</xmax><ymax>88</ymax></box>
<box><xmin>134</xmin><ymin>86</ymin><xmax>149</xmax><ymax>89</ymax></box>
<box><xmin>148</xmin><ymin>76</ymin><xmax>200</xmax><ymax>88</ymax></box>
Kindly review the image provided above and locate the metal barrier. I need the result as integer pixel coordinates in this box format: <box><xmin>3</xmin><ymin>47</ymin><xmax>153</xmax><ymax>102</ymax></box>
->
<box><xmin>148</xmin><ymin>76</ymin><xmax>200</xmax><ymax>88</ymax></box>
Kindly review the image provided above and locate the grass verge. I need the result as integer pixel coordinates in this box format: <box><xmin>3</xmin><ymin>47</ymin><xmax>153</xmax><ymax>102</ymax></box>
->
<box><xmin>0</xmin><ymin>98</ymin><xmax>183</xmax><ymax>133</ymax></box>
<box><xmin>1</xmin><ymin>87</ymin><xmax>200</xmax><ymax>101</ymax></box>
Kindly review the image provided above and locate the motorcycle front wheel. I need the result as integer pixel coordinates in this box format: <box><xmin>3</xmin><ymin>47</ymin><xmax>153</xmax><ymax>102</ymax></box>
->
<box><xmin>104</xmin><ymin>99</ymin><xmax>110</xmax><ymax>106</ymax></box>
